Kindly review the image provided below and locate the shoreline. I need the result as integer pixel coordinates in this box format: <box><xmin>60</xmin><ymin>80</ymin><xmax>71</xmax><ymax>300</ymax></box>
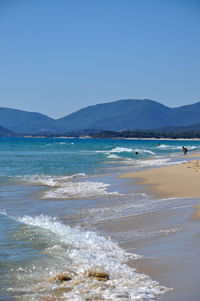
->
<box><xmin>9</xmin><ymin>135</ymin><xmax>200</xmax><ymax>141</ymax></box>
<box><xmin>114</xmin><ymin>152</ymin><xmax>200</xmax><ymax>300</ymax></box>
<box><xmin>96</xmin><ymin>191</ymin><xmax>200</xmax><ymax>301</ymax></box>
<box><xmin>2</xmin><ymin>138</ymin><xmax>200</xmax><ymax>300</ymax></box>
<box><xmin>120</xmin><ymin>152</ymin><xmax>200</xmax><ymax>198</ymax></box>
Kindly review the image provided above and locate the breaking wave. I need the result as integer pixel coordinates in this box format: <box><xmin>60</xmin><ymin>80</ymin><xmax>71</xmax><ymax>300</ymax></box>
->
<box><xmin>19</xmin><ymin>174</ymin><xmax>119</xmax><ymax>199</ymax></box>
<box><xmin>21</xmin><ymin>173</ymin><xmax>86</xmax><ymax>187</ymax></box>
<box><xmin>43</xmin><ymin>181</ymin><xmax>119</xmax><ymax>199</ymax></box>
<box><xmin>1</xmin><ymin>212</ymin><xmax>169</xmax><ymax>300</ymax></box>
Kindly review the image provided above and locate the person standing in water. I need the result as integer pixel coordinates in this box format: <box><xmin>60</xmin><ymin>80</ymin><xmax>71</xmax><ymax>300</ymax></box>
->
<box><xmin>182</xmin><ymin>146</ymin><xmax>188</xmax><ymax>155</ymax></box>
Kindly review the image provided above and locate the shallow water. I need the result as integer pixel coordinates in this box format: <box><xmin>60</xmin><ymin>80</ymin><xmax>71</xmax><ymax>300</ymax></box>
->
<box><xmin>1</xmin><ymin>137</ymin><xmax>200</xmax><ymax>300</ymax></box>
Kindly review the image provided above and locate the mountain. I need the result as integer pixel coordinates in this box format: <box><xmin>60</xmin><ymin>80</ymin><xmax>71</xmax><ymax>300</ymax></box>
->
<box><xmin>0</xmin><ymin>124</ymin><xmax>16</xmax><ymax>136</ymax></box>
<box><xmin>55</xmin><ymin>99</ymin><xmax>171</xmax><ymax>131</ymax></box>
<box><xmin>0</xmin><ymin>107</ymin><xmax>58</xmax><ymax>134</ymax></box>
<box><xmin>1</xmin><ymin>99</ymin><xmax>200</xmax><ymax>134</ymax></box>
<box><xmin>55</xmin><ymin>99</ymin><xmax>200</xmax><ymax>131</ymax></box>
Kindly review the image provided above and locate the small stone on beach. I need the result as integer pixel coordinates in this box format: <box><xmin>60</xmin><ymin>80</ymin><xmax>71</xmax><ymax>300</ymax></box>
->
<box><xmin>46</xmin><ymin>272</ymin><xmax>72</xmax><ymax>282</ymax></box>
<box><xmin>84</xmin><ymin>270</ymin><xmax>109</xmax><ymax>281</ymax></box>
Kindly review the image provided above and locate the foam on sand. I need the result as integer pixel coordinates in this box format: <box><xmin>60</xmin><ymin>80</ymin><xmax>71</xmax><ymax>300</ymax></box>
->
<box><xmin>18</xmin><ymin>174</ymin><xmax>120</xmax><ymax>199</ymax></box>
<box><xmin>43</xmin><ymin>181</ymin><xmax>119</xmax><ymax>199</ymax></box>
<box><xmin>3</xmin><ymin>212</ymin><xmax>169</xmax><ymax>300</ymax></box>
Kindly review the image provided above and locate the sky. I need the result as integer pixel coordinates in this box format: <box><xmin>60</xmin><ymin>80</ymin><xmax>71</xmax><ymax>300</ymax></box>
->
<box><xmin>0</xmin><ymin>0</ymin><xmax>200</xmax><ymax>118</ymax></box>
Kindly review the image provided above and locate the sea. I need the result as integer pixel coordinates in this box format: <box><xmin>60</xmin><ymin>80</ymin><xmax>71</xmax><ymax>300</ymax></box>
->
<box><xmin>1</xmin><ymin>137</ymin><xmax>200</xmax><ymax>301</ymax></box>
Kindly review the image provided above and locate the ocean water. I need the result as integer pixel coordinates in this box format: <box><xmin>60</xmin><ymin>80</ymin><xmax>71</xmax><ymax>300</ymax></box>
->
<box><xmin>1</xmin><ymin>137</ymin><xmax>200</xmax><ymax>300</ymax></box>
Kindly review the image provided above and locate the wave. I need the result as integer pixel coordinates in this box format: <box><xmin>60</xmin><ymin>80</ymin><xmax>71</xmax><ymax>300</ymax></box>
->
<box><xmin>157</xmin><ymin>144</ymin><xmax>183</xmax><ymax>150</ymax></box>
<box><xmin>135</xmin><ymin>148</ymin><xmax>155</xmax><ymax>155</ymax></box>
<box><xmin>96</xmin><ymin>147</ymin><xmax>134</xmax><ymax>154</ymax></box>
<box><xmin>43</xmin><ymin>181</ymin><xmax>119</xmax><ymax>199</ymax></box>
<box><xmin>122</xmin><ymin>158</ymin><xmax>174</xmax><ymax>168</ymax></box>
<box><xmin>21</xmin><ymin>173</ymin><xmax>86</xmax><ymax>187</ymax></box>
<box><xmin>138</xmin><ymin>158</ymin><xmax>172</xmax><ymax>167</ymax></box>
<box><xmin>157</xmin><ymin>144</ymin><xmax>200</xmax><ymax>151</ymax></box>
<box><xmin>54</xmin><ymin>142</ymin><xmax>67</xmax><ymax>145</ymax></box>
<box><xmin>157</xmin><ymin>144</ymin><xmax>168</xmax><ymax>148</ymax></box>
<box><xmin>97</xmin><ymin>147</ymin><xmax>156</xmax><ymax>157</ymax></box>
<box><xmin>107</xmin><ymin>154</ymin><xmax>121</xmax><ymax>159</ymax></box>
<box><xmin>187</xmin><ymin>145</ymin><xmax>200</xmax><ymax>150</ymax></box>
<box><xmin>45</xmin><ymin>142</ymin><xmax>68</xmax><ymax>146</ymax></box>
<box><xmin>18</xmin><ymin>174</ymin><xmax>119</xmax><ymax>199</ymax></box>
<box><xmin>110</xmin><ymin>147</ymin><xmax>134</xmax><ymax>153</ymax></box>
<box><xmin>2</xmin><ymin>212</ymin><xmax>169</xmax><ymax>300</ymax></box>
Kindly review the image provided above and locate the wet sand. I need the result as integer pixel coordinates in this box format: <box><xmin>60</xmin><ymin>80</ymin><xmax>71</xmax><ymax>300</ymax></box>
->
<box><xmin>97</xmin><ymin>200</ymin><xmax>200</xmax><ymax>301</ymax></box>
<box><xmin>120</xmin><ymin>157</ymin><xmax>200</xmax><ymax>198</ymax></box>
<box><xmin>105</xmin><ymin>155</ymin><xmax>200</xmax><ymax>300</ymax></box>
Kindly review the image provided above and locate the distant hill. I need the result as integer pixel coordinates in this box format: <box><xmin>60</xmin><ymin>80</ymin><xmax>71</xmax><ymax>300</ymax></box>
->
<box><xmin>0</xmin><ymin>124</ymin><xmax>15</xmax><ymax>136</ymax></box>
<box><xmin>0</xmin><ymin>107</ymin><xmax>58</xmax><ymax>134</ymax></box>
<box><xmin>55</xmin><ymin>99</ymin><xmax>200</xmax><ymax>131</ymax></box>
<box><xmin>1</xmin><ymin>99</ymin><xmax>200</xmax><ymax>134</ymax></box>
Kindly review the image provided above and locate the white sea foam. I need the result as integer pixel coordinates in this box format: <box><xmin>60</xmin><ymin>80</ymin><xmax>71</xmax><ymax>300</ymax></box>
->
<box><xmin>126</xmin><ymin>158</ymin><xmax>187</xmax><ymax>169</ymax></box>
<box><xmin>137</xmin><ymin>158</ymin><xmax>172</xmax><ymax>167</ymax></box>
<box><xmin>14</xmin><ymin>214</ymin><xmax>169</xmax><ymax>300</ymax></box>
<box><xmin>121</xmin><ymin>157</ymin><xmax>173</xmax><ymax>168</ymax></box>
<box><xmin>157</xmin><ymin>144</ymin><xmax>181</xmax><ymax>149</ymax></box>
<box><xmin>157</xmin><ymin>144</ymin><xmax>168</xmax><ymax>148</ymax></box>
<box><xmin>157</xmin><ymin>144</ymin><xmax>200</xmax><ymax>151</ymax></box>
<box><xmin>96</xmin><ymin>147</ymin><xmax>134</xmax><ymax>154</ymax></box>
<box><xmin>19</xmin><ymin>174</ymin><xmax>119</xmax><ymax>199</ymax></box>
<box><xmin>43</xmin><ymin>181</ymin><xmax>119</xmax><ymax>199</ymax></box>
<box><xmin>135</xmin><ymin>148</ymin><xmax>155</xmax><ymax>155</ymax></box>
<box><xmin>188</xmin><ymin>145</ymin><xmax>200</xmax><ymax>150</ymax></box>
<box><xmin>21</xmin><ymin>173</ymin><xmax>86</xmax><ymax>187</ymax></box>
<box><xmin>107</xmin><ymin>154</ymin><xmax>121</xmax><ymax>159</ymax></box>
<box><xmin>45</xmin><ymin>142</ymin><xmax>69</xmax><ymax>146</ymax></box>
<box><xmin>109</xmin><ymin>147</ymin><xmax>155</xmax><ymax>154</ymax></box>
<box><xmin>141</xmin><ymin>159</ymin><xmax>186</xmax><ymax>168</ymax></box>
<box><xmin>110</xmin><ymin>147</ymin><xmax>134</xmax><ymax>153</ymax></box>
<box><xmin>97</xmin><ymin>147</ymin><xmax>156</xmax><ymax>159</ymax></box>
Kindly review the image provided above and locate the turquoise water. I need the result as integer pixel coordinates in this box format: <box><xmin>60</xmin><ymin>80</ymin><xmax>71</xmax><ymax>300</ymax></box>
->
<box><xmin>0</xmin><ymin>136</ymin><xmax>199</xmax><ymax>176</ymax></box>
<box><xmin>1</xmin><ymin>137</ymin><xmax>200</xmax><ymax>300</ymax></box>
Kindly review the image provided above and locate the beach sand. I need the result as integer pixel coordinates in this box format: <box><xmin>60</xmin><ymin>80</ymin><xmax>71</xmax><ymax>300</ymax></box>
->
<box><xmin>97</xmin><ymin>205</ymin><xmax>200</xmax><ymax>301</ymax></box>
<box><xmin>110</xmin><ymin>154</ymin><xmax>200</xmax><ymax>300</ymax></box>
<box><xmin>120</xmin><ymin>156</ymin><xmax>200</xmax><ymax>198</ymax></box>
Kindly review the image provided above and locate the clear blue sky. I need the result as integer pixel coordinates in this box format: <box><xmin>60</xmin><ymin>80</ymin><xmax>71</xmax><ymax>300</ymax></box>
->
<box><xmin>0</xmin><ymin>0</ymin><xmax>200</xmax><ymax>118</ymax></box>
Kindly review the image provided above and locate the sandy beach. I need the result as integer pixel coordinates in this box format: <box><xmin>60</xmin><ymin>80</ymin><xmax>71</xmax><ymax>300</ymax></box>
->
<box><xmin>97</xmin><ymin>204</ymin><xmax>200</xmax><ymax>301</ymax></box>
<box><xmin>112</xmin><ymin>152</ymin><xmax>200</xmax><ymax>301</ymax></box>
<box><xmin>120</xmin><ymin>152</ymin><xmax>200</xmax><ymax>198</ymax></box>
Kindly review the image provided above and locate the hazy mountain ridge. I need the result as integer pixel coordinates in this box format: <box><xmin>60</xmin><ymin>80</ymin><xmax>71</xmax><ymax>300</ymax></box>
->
<box><xmin>0</xmin><ymin>107</ymin><xmax>59</xmax><ymax>133</ymax></box>
<box><xmin>55</xmin><ymin>99</ymin><xmax>171</xmax><ymax>131</ymax></box>
<box><xmin>55</xmin><ymin>99</ymin><xmax>200</xmax><ymax>131</ymax></box>
<box><xmin>0</xmin><ymin>99</ymin><xmax>200</xmax><ymax>134</ymax></box>
<box><xmin>0</xmin><ymin>124</ymin><xmax>15</xmax><ymax>136</ymax></box>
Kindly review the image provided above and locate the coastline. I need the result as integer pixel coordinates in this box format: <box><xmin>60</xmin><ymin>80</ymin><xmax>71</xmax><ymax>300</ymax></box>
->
<box><xmin>120</xmin><ymin>152</ymin><xmax>200</xmax><ymax>198</ymax></box>
<box><xmin>114</xmin><ymin>152</ymin><xmax>200</xmax><ymax>300</ymax></box>
<box><xmin>17</xmin><ymin>135</ymin><xmax>200</xmax><ymax>141</ymax></box>
<box><xmin>2</xmin><ymin>137</ymin><xmax>200</xmax><ymax>300</ymax></box>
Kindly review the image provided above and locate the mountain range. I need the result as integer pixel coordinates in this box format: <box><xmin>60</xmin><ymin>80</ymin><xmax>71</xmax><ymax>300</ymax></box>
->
<box><xmin>0</xmin><ymin>99</ymin><xmax>200</xmax><ymax>134</ymax></box>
